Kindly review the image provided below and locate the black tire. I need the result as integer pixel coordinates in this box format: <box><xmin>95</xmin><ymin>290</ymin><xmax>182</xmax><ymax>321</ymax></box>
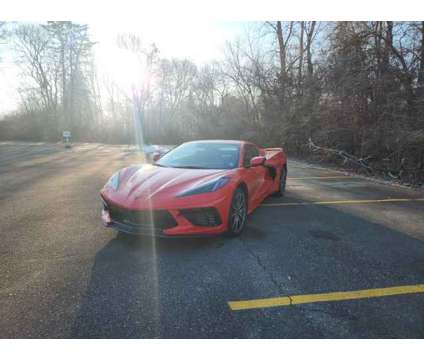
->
<box><xmin>226</xmin><ymin>187</ymin><xmax>248</xmax><ymax>237</ymax></box>
<box><xmin>274</xmin><ymin>166</ymin><xmax>287</xmax><ymax>197</ymax></box>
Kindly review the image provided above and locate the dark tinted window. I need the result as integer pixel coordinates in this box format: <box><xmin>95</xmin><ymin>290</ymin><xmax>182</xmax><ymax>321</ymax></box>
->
<box><xmin>156</xmin><ymin>142</ymin><xmax>240</xmax><ymax>169</ymax></box>
<box><xmin>243</xmin><ymin>145</ymin><xmax>260</xmax><ymax>167</ymax></box>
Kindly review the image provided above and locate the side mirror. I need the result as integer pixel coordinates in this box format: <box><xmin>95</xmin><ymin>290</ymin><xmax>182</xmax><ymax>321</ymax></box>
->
<box><xmin>152</xmin><ymin>152</ymin><xmax>162</xmax><ymax>162</ymax></box>
<box><xmin>250</xmin><ymin>156</ymin><xmax>266</xmax><ymax>167</ymax></box>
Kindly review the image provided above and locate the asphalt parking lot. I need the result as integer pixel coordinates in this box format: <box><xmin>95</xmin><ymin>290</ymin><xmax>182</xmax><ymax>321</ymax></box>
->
<box><xmin>1</xmin><ymin>141</ymin><xmax>424</xmax><ymax>338</ymax></box>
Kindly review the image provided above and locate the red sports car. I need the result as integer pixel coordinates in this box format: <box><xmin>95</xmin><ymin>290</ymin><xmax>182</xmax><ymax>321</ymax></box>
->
<box><xmin>100</xmin><ymin>140</ymin><xmax>287</xmax><ymax>237</ymax></box>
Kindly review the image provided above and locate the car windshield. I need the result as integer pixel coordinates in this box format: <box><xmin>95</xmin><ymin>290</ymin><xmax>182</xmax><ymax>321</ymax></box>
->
<box><xmin>155</xmin><ymin>142</ymin><xmax>240</xmax><ymax>169</ymax></box>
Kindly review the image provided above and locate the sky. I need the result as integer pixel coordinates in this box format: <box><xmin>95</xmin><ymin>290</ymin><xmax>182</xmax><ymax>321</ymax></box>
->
<box><xmin>0</xmin><ymin>21</ymin><xmax>250</xmax><ymax>115</ymax></box>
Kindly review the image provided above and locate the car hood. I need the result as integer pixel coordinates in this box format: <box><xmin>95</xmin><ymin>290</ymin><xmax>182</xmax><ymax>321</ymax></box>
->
<box><xmin>104</xmin><ymin>164</ymin><xmax>233</xmax><ymax>207</ymax></box>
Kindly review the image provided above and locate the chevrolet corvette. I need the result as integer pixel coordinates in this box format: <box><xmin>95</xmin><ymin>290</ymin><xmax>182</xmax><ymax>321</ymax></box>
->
<box><xmin>100</xmin><ymin>140</ymin><xmax>287</xmax><ymax>237</ymax></box>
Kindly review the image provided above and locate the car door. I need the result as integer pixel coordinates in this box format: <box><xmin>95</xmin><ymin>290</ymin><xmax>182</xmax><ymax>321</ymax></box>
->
<box><xmin>242</xmin><ymin>144</ymin><xmax>267</xmax><ymax>209</ymax></box>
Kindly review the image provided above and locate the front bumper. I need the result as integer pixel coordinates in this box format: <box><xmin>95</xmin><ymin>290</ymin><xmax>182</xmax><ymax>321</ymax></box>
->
<box><xmin>101</xmin><ymin>196</ymin><xmax>230</xmax><ymax>236</ymax></box>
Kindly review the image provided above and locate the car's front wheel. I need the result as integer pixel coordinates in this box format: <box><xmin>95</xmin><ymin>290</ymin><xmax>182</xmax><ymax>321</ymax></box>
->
<box><xmin>227</xmin><ymin>187</ymin><xmax>247</xmax><ymax>237</ymax></box>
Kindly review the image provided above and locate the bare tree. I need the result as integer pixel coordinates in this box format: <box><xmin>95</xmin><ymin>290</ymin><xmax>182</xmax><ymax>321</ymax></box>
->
<box><xmin>11</xmin><ymin>22</ymin><xmax>95</xmax><ymax>139</ymax></box>
<box><xmin>305</xmin><ymin>21</ymin><xmax>316</xmax><ymax>78</ymax></box>
<box><xmin>417</xmin><ymin>22</ymin><xmax>424</xmax><ymax>95</ymax></box>
<box><xmin>297</xmin><ymin>21</ymin><xmax>305</xmax><ymax>93</ymax></box>
<box><xmin>13</xmin><ymin>24</ymin><xmax>59</xmax><ymax>112</ymax></box>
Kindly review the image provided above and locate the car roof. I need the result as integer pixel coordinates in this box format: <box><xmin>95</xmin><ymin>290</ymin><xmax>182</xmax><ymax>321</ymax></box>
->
<box><xmin>183</xmin><ymin>140</ymin><xmax>251</xmax><ymax>146</ymax></box>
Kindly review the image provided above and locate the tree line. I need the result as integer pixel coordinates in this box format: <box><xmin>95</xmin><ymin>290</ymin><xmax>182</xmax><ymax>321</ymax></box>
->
<box><xmin>1</xmin><ymin>21</ymin><xmax>423</xmax><ymax>184</ymax></box>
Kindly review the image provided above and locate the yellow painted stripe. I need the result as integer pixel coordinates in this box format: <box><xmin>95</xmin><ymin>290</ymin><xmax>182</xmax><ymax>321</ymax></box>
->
<box><xmin>262</xmin><ymin>198</ymin><xmax>424</xmax><ymax>207</ymax></box>
<box><xmin>288</xmin><ymin>176</ymin><xmax>352</xmax><ymax>180</ymax></box>
<box><xmin>228</xmin><ymin>284</ymin><xmax>424</xmax><ymax>311</ymax></box>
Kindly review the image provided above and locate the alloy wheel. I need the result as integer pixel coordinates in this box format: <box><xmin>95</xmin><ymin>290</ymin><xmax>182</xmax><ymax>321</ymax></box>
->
<box><xmin>230</xmin><ymin>189</ymin><xmax>247</xmax><ymax>234</ymax></box>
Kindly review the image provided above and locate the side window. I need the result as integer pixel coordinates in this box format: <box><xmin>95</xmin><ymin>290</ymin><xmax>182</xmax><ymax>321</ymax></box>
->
<box><xmin>243</xmin><ymin>145</ymin><xmax>260</xmax><ymax>167</ymax></box>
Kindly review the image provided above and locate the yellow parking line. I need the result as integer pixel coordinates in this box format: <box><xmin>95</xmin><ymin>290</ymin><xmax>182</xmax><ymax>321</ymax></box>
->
<box><xmin>288</xmin><ymin>176</ymin><xmax>352</xmax><ymax>180</ymax></box>
<box><xmin>228</xmin><ymin>284</ymin><xmax>424</xmax><ymax>311</ymax></box>
<box><xmin>262</xmin><ymin>198</ymin><xmax>424</xmax><ymax>207</ymax></box>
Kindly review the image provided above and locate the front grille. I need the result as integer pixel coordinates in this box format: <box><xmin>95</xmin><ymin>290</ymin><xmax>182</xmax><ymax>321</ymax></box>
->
<box><xmin>180</xmin><ymin>208</ymin><xmax>222</xmax><ymax>227</ymax></box>
<box><xmin>106</xmin><ymin>202</ymin><xmax>177</xmax><ymax>230</ymax></box>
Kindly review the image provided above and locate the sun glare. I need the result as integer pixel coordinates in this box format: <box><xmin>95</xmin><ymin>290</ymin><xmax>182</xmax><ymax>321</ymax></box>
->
<box><xmin>96</xmin><ymin>45</ymin><xmax>147</xmax><ymax>94</ymax></box>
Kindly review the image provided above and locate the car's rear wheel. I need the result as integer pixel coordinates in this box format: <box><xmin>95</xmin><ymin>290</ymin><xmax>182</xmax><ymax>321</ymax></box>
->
<box><xmin>274</xmin><ymin>166</ymin><xmax>287</xmax><ymax>197</ymax></box>
<box><xmin>226</xmin><ymin>187</ymin><xmax>247</xmax><ymax>237</ymax></box>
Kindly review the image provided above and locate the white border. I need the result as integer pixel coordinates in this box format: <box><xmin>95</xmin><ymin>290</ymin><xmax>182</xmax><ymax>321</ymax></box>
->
<box><xmin>1</xmin><ymin>339</ymin><xmax>424</xmax><ymax>360</ymax></box>
<box><xmin>1</xmin><ymin>0</ymin><xmax>424</xmax><ymax>21</ymax></box>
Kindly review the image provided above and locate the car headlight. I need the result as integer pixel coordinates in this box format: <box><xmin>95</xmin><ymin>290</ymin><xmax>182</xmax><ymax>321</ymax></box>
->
<box><xmin>177</xmin><ymin>176</ymin><xmax>231</xmax><ymax>197</ymax></box>
<box><xmin>106</xmin><ymin>171</ymin><xmax>120</xmax><ymax>191</ymax></box>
